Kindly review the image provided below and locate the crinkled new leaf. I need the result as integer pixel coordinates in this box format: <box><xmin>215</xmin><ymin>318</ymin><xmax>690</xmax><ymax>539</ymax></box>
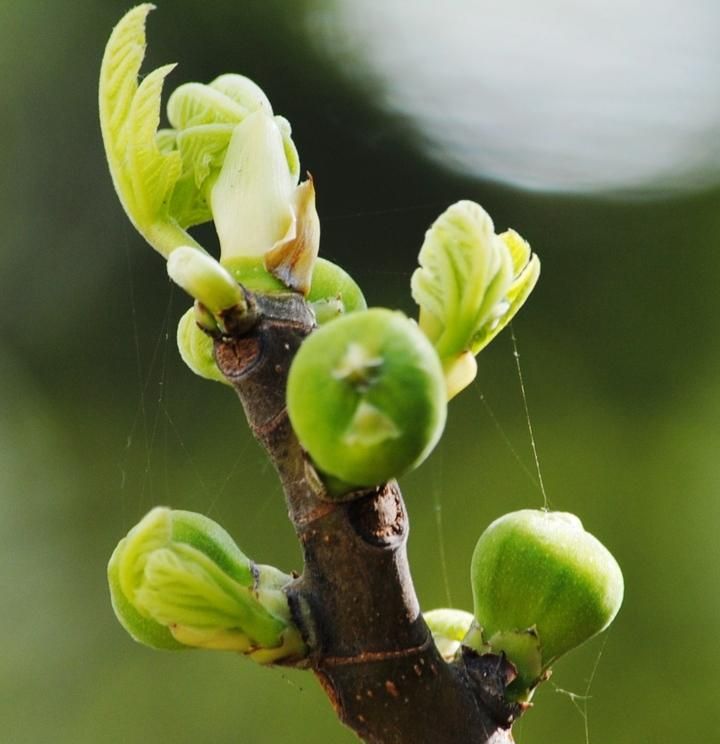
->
<box><xmin>99</xmin><ymin>4</ymin><xmax>204</xmax><ymax>258</ymax></box>
<box><xmin>411</xmin><ymin>201</ymin><xmax>540</xmax><ymax>397</ymax></box>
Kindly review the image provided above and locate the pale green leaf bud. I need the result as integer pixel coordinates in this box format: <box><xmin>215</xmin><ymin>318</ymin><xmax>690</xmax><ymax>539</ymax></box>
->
<box><xmin>108</xmin><ymin>507</ymin><xmax>306</xmax><ymax>662</ymax></box>
<box><xmin>100</xmin><ymin>7</ymin><xmax>303</xmax><ymax>266</ymax></box>
<box><xmin>167</xmin><ymin>83</ymin><xmax>248</xmax><ymax>130</ymax></box>
<box><xmin>307</xmin><ymin>258</ymin><xmax>367</xmax><ymax>320</ymax></box>
<box><xmin>167</xmin><ymin>247</ymin><xmax>245</xmax><ymax>315</ymax></box>
<box><xmin>424</xmin><ymin>608</ymin><xmax>474</xmax><ymax>662</ymax></box>
<box><xmin>411</xmin><ymin>201</ymin><xmax>540</xmax><ymax>399</ymax></box>
<box><xmin>469</xmin><ymin>509</ymin><xmax>624</xmax><ymax>698</ymax></box>
<box><xmin>273</xmin><ymin>115</ymin><xmax>301</xmax><ymax>186</ymax></box>
<box><xmin>212</xmin><ymin>111</ymin><xmax>296</xmax><ymax>260</ymax></box>
<box><xmin>208</xmin><ymin>73</ymin><xmax>274</xmax><ymax>116</ymax></box>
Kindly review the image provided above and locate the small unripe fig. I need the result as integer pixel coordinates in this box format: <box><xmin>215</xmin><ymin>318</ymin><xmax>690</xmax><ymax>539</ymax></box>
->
<box><xmin>424</xmin><ymin>608</ymin><xmax>474</xmax><ymax>662</ymax></box>
<box><xmin>177</xmin><ymin>306</ymin><xmax>231</xmax><ymax>385</ymax></box>
<box><xmin>306</xmin><ymin>258</ymin><xmax>367</xmax><ymax>319</ymax></box>
<box><xmin>287</xmin><ymin>308</ymin><xmax>447</xmax><ymax>490</ymax></box>
<box><xmin>223</xmin><ymin>255</ymin><xmax>366</xmax><ymax>320</ymax></box>
<box><xmin>470</xmin><ymin>509</ymin><xmax>623</xmax><ymax>693</ymax></box>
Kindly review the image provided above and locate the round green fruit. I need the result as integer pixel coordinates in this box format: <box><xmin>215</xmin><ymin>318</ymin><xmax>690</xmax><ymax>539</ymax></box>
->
<box><xmin>470</xmin><ymin>509</ymin><xmax>624</xmax><ymax>688</ymax></box>
<box><xmin>177</xmin><ymin>307</ymin><xmax>231</xmax><ymax>385</ymax></box>
<box><xmin>307</xmin><ymin>258</ymin><xmax>367</xmax><ymax>319</ymax></box>
<box><xmin>287</xmin><ymin>308</ymin><xmax>447</xmax><ymax>490</ymax></box>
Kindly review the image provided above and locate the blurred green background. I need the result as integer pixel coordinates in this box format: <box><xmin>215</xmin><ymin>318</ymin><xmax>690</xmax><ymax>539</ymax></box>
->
<box><xmin>3</xmin><ymin>1</ymin><xmax>719</xmax><ymax>742</ymax></box>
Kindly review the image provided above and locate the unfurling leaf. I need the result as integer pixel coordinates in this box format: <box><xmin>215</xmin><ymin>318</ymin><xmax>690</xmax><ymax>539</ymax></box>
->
<box><xmin>411</xmin><ymin>201</ymin><xmax>540</xmax><ymax>398</ymax></box>
<box><xmin>99</xmin><ymin>4</ymin><xmax>204</xmax><ymax>258</ymax></box>
<box><xmin>108</xmin><ymin>507</ymin><xmax>306</xmax><ymax>663</ymax></box>
<box><xmin>101</xmin><ymin>6</ymin><xmax>328</xmax><ymax>298</ymax></box>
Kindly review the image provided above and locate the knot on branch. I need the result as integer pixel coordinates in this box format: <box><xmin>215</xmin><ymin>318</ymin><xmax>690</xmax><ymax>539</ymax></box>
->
<box><xmin>461</xmin><ymin>647</ymin><xmax>530</xmax><ymax>729</ymax></box>
<box><xmin>214</xmin><ymin>335</ymin><xmax>264</xmax><ymax>379</ymax></box>
<box><xmin>347</xmin><ymin>482</ymin><xmax>406</xmax><ymax>548</ymax></box>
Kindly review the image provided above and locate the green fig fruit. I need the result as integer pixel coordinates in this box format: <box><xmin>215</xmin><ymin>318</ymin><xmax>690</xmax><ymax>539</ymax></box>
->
<box><xmin>176</xmin><ymin>306</ymin><xmax>232</xmax><ymax>385</ymax></box>
<box><xmin>286</xmin><ymin>308</ymin><xmax>447</xmax><ymax>491</ymax></box>
<box><xmin>223</xmin><ymin>255</ymin><xmax>366</xmax><ymax>317</ymax></box>
<box><xmin>469</xmin><ymin>509</ymin><xmax>623</xmax><ymax>694</ymax></box>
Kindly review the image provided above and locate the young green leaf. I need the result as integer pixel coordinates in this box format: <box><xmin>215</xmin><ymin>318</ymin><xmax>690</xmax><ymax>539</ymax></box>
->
<box><xmin>99</xmin><ymin>4</ymin><xmax>204</xmax><ymax>258</ymax></box>
<box><xmin>167</xmin><ymin>123</ymin><xmax>236</xmax><ymax>228</ymax></box>
<box><xmin>109</xmin><ymin>507</ymin><xmax>306</xmax><ymax>663</ymax></box>
<box><xmin>167</xmin><ymin>82</ymin><xmax>247</xmax><ymax>129</ymax></box>
<box><xmin>411</xmin><ymin>201</ymin><xmax>540</xmax><ymax>398</ymax></box>
<box><xmin>100</xmin><ymin>6</ymin><xmax>315</xmax><ymax>294</ymax></box>
<box><xmin>162</xmin><ymin>76</ymin><xmax>299</xmax><ymax>221</ymax></box>
<box><xmin>469</xmin><ymin>229</ymin><xmax>541</xmax><ymax>355</ymax></box>
<box><xmin>209</xmin><ymin>74</ymin><xmax>274</xmax><ymax>115</ymax></box>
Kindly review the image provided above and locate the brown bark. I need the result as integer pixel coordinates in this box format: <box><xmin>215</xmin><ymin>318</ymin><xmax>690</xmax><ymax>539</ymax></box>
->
<box><xmin>214</xmin><ymin>291</ymin><xmax>523</xmax><ymax>744</ymax></box>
